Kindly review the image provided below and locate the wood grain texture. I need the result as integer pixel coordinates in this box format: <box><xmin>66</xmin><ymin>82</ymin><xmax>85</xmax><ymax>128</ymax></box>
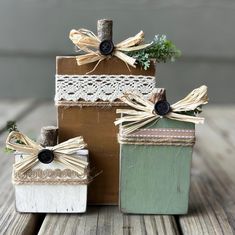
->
<box><xmin>39</xmin><ymin>206</ymin><xmax>179</xmax><ymax>235</ymax></box>
<box><xmin>1</xmin><ymin>102</ymin><xmax>235</xmax><ymax>234</ymax></box>
<box><xmin>0</xmin><ymin>102</ymin><xmax>56</xmax><ymax>234</ymax></box>
<box><xmin>58</xmin><ymin>105</ymin><xmax>121</xmax><ymax>205</ymax></box>
<box><xmin>178</xmin><ymin>107</ymin><xmax>235</xmax><ymax>234</ymax></box>
<box><xmin>56</xmin><ymin>56</ymin><xmax>154</xmax><ymax>205</ymax></box>
<box><xmin>39</xmin><ymin>125</ymin><xmax>58</xmax><ymax>147</ymax></box>
<box><xmin>120</xmin><ymin>119</ymin><xmax>194</xmax><ymax>214</ymax></box>
<box><xmin>180</xmin><ymin>167</ymin><xmax>234</xmax><ymax>235</ymax></box>
<box><xmin>120</xmin><ymin>144</ymin><xmax>192</xmax><ymax>214</ymax></box>
<box><xmin>56</xmin><ymin>56</ymin><xmax>155</xmax><ymax>76</ymax></box>
<box><xmin>41</xmin><ymin>105</ymin><xmax>235</xmax><ymax>234</ymax></box>
<box><xmin>97</xmin><ymin>19</ymin><xmax>113</xmax><ymax>41</ymax></box>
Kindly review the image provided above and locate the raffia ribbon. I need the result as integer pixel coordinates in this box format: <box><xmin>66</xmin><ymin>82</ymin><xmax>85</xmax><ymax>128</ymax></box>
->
<box><xmin>114</xmin><ymin>85</ymin><xmax>208</xmax><ymax>135</ymax></box>
<box><xmin>6</xmin><ymin>131</ymin><xmax>88</xmax><ymax>176</ymax></box>
<box><xmin>69</xmin><ymin>29</ymin><xmax>151</xmax><ymax>69</ymax></box>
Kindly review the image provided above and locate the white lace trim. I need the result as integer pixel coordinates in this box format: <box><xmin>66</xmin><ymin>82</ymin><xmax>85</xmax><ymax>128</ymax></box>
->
<box><xmin>55</xmin><ymin>74</ymin><xmax>156</xmax><ymax>102</ymax></box>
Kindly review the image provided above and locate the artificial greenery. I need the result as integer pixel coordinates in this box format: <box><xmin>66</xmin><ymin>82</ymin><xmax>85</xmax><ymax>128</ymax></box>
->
<box><xmin>5</xmin><ymin>121</ymin><xmax>23</xmax><ymax>153</ymax></box>
<box><xmin>6</xmin><ymin>121</ymin><xmax>19</xmax><ymax>133</ymax></box>
<box><xmin>126</xmin><ymin>35</ymin><xmax>181</xmax><ymax>70</ymax></box>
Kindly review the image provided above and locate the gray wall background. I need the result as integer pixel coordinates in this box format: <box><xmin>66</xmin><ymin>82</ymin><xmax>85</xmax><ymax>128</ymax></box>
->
<box><xmin>0</xmin><ymin>0</ymin><xmax>234</xmax><ymax>103</ymax></box>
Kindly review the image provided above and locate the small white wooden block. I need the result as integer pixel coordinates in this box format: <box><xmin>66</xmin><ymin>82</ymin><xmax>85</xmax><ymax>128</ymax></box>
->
<box><xmin>14</xmin><ymin>149</ymin><xmax>89</xmax><ymax>213</ymax></box>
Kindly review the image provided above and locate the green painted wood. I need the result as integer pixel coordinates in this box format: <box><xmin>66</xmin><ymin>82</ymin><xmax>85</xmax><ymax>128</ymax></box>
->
<box><xmin>120</xmin><ymin>118</ymin><xmax>195</xmax><ymax>214</ymax></box>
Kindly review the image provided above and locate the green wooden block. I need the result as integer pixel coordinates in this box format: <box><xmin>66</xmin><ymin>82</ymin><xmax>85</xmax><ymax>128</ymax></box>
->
<box><xmin>119</xmin><ymin>118</ymin><xmax>195</xmax><ymax>214</ymax></box>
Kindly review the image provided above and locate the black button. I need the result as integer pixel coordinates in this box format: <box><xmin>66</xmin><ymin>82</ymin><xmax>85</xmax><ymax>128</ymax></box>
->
<box><xmin>38</xmin><ymin>149</ymin><xmax>54</xmax><ymax>164</ymax></box>
<box><xmin>99</xmin><ymin>40</ymin><xmax>114</xmax><ymax>55</ymax></box>
<box><xmin>154</xmin><ymin>100</ymin><xmax>171</xmax><ymax>116</ymax></box>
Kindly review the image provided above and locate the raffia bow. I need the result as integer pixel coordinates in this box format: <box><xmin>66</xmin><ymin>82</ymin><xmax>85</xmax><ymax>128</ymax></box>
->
<box><xmin>114</xmin><ymin>85</ymin><xmax>208</xmax><ymax>135</ymax></box>
<box><xmin>6</xmin><ymin>131</ymin><xmax>88</xmax><ymax>176</ymax></box>
<box><xmin>69</xmin><ymin>29</ymin><xmax>151</xmax><ymax>70</ymax></box>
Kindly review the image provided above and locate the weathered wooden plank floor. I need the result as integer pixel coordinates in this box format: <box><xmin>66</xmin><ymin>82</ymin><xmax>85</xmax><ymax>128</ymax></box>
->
<box><xmin>0</xmin><ymin>101</ymin><xmax>234</xmax><ymax>235</ymax></box>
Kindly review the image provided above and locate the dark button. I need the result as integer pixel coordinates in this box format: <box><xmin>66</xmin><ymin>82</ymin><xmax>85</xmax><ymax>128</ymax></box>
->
<box><xmin>154</xmin><ymin>100</ymin><xmax>171</xmax><ymax>116</ymax></box>
<box><xmin>38</xmin><ymin>149</ymin><xmax>54</xmax><ymax>164</ymax></box>
<box><xmin>99</xmin><ymin>40</ymin><xmax>114</xmax><ymax>55</ymax></box>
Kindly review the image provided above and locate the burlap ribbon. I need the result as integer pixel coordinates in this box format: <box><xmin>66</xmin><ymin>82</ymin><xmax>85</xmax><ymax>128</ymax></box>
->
<box><xmin>114</xmin><ymin>85</ymin><xmax>208</xmax><ymax>135</ymax></box>
<box><xmin>69</xmin><ymin>29</ymin><xmax>151</xmax><ymax>70</ymax></box>
<box><xmin>6</xmin><ymin>131</ymin><xmax>88</xmax><ymax>176</ymax></box>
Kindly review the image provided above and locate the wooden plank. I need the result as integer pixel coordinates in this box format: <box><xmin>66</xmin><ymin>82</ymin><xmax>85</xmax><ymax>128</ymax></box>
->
<box><xmin>179</xmin><ymin>158</ymin><xmax>234</xmax><ymax>235</ymax></box>
<box><xmin>125</xmin><ymin>215</ymin><xmax>179</xmax><ymax>235</ymax></box>
<box><xmin>0</xmin><ymin>194</ymin><xmax>42</xmax><ymax>235</ymax></box>
<box><xmin>38</xmin><ymin>207</ymin><xmax>99</xmax><ymax>235</ymax></box>
<box><xmin>0</xmin><ymin>102</ymin><xmax>56</xmax><ymax>234</ymax></box>
<box><xmin>178</xmin><ymin>107</ymin><xmax>235</xmax><ymax>234</ymax></box>
<box><xmin>3</xmin><ymin>104</ymin><xmax>235</xmax><ymax>234</ymax></box>
<box><xmin>39</xmin><ymin>206</ymin><xmax>179</xmax><ymax>235</ymax></box>
<box><xmin>38</xmin><ymin>106</ymin><xmax>235</xmax><ymax>235</ymax></box>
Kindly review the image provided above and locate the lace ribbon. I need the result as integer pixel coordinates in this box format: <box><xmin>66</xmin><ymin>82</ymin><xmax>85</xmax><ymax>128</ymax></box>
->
<box><xmin>55</xmin><ymin>74</ymin><xmax>156</xmax><ymax>103</ymax></box>
<box><xmin>114</xmin><ymin>85</ymin><xmax>208</xmax><ymax>135</ymax></box>
<box><xmin>6</xmin><ymin>131</ymin><xmax>88</xmax><ymax>176</ymax></box>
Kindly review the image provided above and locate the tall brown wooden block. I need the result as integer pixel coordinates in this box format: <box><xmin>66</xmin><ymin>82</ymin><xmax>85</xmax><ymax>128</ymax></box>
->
<box><xmin>56</xmin><ymin>56</ymin><xmax>155</xmax><ymax>204</ymax></box>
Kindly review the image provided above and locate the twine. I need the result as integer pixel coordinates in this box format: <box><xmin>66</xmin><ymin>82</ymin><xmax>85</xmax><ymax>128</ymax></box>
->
<box><xmin>118</xmin><ymin>135</ymin><xmax>195</xmax><ymax>146</ymax></box>
<box><xmin>69</xmin><ymin>29</ymin><xmax>151</xmax><ymax>71</ymax></box>
<box><xmin>55</xmin><ymin>100</ymin><xmax>127</xmax><ymax>107</ymax></box>
<box><xmin>114</xmin><ymin>85</ymin><xmax>208</xmax><ymax>135</ymax></box>
<box><xmin>6</xmin><ymin>131</ymin><xmax>88</xmax><ymax>177</ymax></box>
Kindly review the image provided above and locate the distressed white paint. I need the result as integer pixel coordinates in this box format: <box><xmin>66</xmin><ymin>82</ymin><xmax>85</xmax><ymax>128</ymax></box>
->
<box><xmin>15</xmin><ymin>149</ymin><xmax>88</xmax><ymax>213</ymax></box>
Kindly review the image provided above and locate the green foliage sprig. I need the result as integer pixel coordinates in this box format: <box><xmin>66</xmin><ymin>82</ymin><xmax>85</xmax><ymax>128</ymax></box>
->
<box><xmin>5</xmin><ymin>121</ymin><xmax>23</xmax><ymax>153</ymax></box>
<box><xmin>126</xmin><ymin>35</ymin><xmax>181</xmax><ymax>70</ymax></box>
<box><xmin>6</xmin><ymin>121</ymin><xmax>18</xmax><ymax>133</ymax></box>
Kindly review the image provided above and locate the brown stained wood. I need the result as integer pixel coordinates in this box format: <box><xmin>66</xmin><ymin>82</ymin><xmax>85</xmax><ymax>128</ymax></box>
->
<box><xmin>56</xmin><ymin>54</ymin><xmax>156</xmax><ymax>205</ymax></box>
<box><xmin>56</xmin><ymin>56</ymin><xmax>156</xmax><ymax>76</ymax></box>
<box><xmin>39</xmin><ymin>126</ymin><xmax>58</xmax><ymax>147</ymax></box>
<box><xmin>39</xmin><ymin>206</ymin><xmax>178</xmax><ymax>235</ymax></box>
<box><xmin>0</xmin><ymin>102</ymin><xmax>56</xmax><ymax>235</ymax></box>
<box><xmin>97</xmin><ymin>19</ymin><xmax>113</xmax><ymax>41</ymax></box>
<box><xmin>58</xmin><ymin>105</ymin><xmax>121</xmax><ymax>205</ymax></box>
